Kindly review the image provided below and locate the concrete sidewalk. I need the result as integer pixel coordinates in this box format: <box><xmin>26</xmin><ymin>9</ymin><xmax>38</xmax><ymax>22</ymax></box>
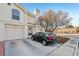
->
<box><xmin>48</xmin><ymin>38</ymin><xmax>78</xmax><ymax>56</ymax></box>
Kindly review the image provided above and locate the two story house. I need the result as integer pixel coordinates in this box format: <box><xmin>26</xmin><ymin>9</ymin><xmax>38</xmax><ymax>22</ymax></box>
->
<box><xmin>0</xmin><ymin>3</ymin><xmax>39</xmax><ymax>41</ymax></box>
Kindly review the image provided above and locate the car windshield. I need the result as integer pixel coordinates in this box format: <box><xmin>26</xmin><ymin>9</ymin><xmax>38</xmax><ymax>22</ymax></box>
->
<box><xmin>45</xmin><ymin>32</ymin><xmax>55</xmax><ymax>36</ymax></box>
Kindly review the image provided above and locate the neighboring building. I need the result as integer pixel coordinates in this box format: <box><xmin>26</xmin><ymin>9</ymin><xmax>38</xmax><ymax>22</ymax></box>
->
<box><xmin>0</xmin><ymin>3</ymin><xmax>42</xmax><ymax>41</ymax></box>
<box><xmin>55</xmin><ymin>27</ymin><xmax>79</xmax><ymax>34</ymax></box>
<box><xmin>27</xmin><ymin>8</ymin><xmax>44</xmax><ymax>38</ymax></box>
<box><xmin>34</xmin><ymin>8</ymin><xmax>44</xmax><ymax>32</ymax></box>
<box><xmin>26</xmin><ymin>13</ymin><xmax>36</xmax><ymax>38</ymax></box>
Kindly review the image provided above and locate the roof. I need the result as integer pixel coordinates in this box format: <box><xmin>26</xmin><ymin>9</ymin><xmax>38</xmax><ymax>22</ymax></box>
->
<box><xmin>14</xmin><ymin>3</ymin><xmax>35</xmax><ymax>17</ymax></box>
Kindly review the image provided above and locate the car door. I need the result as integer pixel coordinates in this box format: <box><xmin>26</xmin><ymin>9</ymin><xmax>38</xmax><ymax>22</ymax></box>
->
<box><xmin>34</xmin><ymin>32</ymin><xmax>40</xmax><ymax>41</ymax></box>
<box><xmin>39</xmin><ymin>33</ymin><xmax>46</xmax><ymax>42</ymax></box>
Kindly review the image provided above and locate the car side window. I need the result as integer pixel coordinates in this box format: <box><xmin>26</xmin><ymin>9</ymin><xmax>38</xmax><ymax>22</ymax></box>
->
<box><xmin>35</xmin><ymin>33</ymin><xmax>39</xmax><ymax>36</ymax></box>
<box><xmin>39</xmin><ymin>33</ymin><xmax>45</xmax><ymax>36</ymax></box>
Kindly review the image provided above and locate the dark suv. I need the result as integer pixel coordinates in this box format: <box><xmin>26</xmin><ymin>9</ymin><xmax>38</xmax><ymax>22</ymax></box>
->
<box><xmin>31</xmin><ymin>32</ymin><xmax>57</xmax><ymax>46</ymax></box>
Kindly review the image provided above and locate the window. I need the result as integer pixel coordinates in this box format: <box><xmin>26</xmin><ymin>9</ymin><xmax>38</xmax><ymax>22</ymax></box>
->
<box><xmin>35</xmin><ymin>32</ymin><xmax>39</xmax><ymax>36</ymax></box>
<box><xmin>12</xmin><ymin>9</ymin><xmax>20</xmax><ymax>20</ymax></box>
<box><xmin>39</xmin><ymin>33</ymin><xmax>46</xmax><ymax>36</ymax></box>
<box><xmin>28</xmin><ymin>28</ymin><xmax>33</xmax><ymax>35</ymax></box>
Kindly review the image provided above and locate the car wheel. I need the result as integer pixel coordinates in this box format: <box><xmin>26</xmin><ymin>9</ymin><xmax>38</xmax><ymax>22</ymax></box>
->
<box><xmin>42</xmin><ymin>40</ymin><xmax>47</xmax><ymax>46</ymax></box>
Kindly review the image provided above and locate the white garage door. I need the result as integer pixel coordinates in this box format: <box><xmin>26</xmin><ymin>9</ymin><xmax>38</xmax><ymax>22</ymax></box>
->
<box><xmin>5</xmin><ymin>25</ymin><xmax>24</xmax><ymax>40</ymax></box>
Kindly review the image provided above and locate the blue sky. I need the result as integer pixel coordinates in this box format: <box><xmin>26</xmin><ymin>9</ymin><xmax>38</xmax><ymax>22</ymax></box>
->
<box><xmin>21</xmin><ymin>3</ymin><xmax>79</xmax><ymax>26</ymax></box>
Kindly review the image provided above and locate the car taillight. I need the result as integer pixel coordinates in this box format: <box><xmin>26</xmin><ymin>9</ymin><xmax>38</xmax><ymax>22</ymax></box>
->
<box><xmin>48</xmin><ymin>36</ymin><xmax>53</xmax><ymax>40</ymax></box>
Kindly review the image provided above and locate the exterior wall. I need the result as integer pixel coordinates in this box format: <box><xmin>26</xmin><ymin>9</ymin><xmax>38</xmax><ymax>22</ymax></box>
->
<box><xmin>0</xmin><ymin>3</ymin><xmax>29</xmax><ymax>41</ymax></box>
<box><xmin>34</xmin><ymin>9</ymin><xmax>40</xmax><ymax>19</ymax></box>
<box><xmin>26</xmin><ymin>13</ymin><xmax>37</xmax><ymax>37</ymax></box>
<box><xmin>55</xmin><ymin>28</ymin><xmax>79</xmax><ymax>34</ymax></box>
<box><xmin>24</xmin><ymin>13</ymin><xmax>28</xmax><ymax>38</ymax></box>
<box><xmin>0</xmin><ymin>3</ymin><xmax>26</xmax><ymax>24</ymax></box>
<box><xmin>27</xmin><ymin>15</ymin><xmax>35</xmax><ymax>24</ymax></box>
<box><xmin>0</xmin><ymin>21</ymin><xmax>5</xmax><ymax>41</ymax></box>
<box><xmin>0</xmin><ymin>3</ymin><xmax>43</xmax><ymax>41</ymax></box>
<box><xmin>33</xmin><ymin>9</ymin><xmax>44</xmax><ymax>32</ymax></box>
<box><xmin>24</xmin><ymin>25</ymin><xmax>28</xmax><ymax>38</ymax></box>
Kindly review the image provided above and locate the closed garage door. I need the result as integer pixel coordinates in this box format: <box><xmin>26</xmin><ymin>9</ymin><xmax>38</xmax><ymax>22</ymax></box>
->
<box><xmin>5</xmin><ymin>25</ymin><xmax>24</xmax><ymax>40</ymax></box>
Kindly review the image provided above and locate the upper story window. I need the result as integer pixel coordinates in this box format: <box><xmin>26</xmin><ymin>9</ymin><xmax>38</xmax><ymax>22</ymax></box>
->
<box><xmin>12</xmin><ymin>9</ymin><xmax>20</xmax><ymax>20</ymax></box>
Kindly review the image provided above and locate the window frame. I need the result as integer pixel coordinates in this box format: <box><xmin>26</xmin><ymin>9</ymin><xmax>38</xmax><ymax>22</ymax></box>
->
<box><xmin>12</xmin><ymin>9</ymin><xmax>20</xmax><ymax>20</ymax></box>
<box><xmin>28</xmin><ymin>28</ymin><xmax>33</xmax><ymax>35</ymax></box>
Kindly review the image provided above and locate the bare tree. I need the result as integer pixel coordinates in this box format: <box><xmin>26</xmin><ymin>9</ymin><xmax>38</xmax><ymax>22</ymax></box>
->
<box><xmin>37</xmin><ymin>9</ymin><xmax>72</xmax><ymax>32</ymax></box>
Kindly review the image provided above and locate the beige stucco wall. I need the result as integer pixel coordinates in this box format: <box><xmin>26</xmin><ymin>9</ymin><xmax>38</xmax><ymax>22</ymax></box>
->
<box><xmin>24</xmin><ymin>13</ymin><xmax>28</xmax><ymax>38</ymax></box>
<box><xmin>27</xmin><ymin>15</ymin><xmax>35</xmax><ymax>24</ymax></box>
<box><xmin>0</xmin><ymin>3</ymin><xmax>29</xmax><ymax>41</ymax></box>
<box><xmin>0</xmin><ymin>21</ymin><xmax>5</xmax><ymax>41</ymax></box>
<box><xmin>56</xmin><ymin>28</ymin><xmax>77</xmax><ymax>34</ymax></box>
<box><xmin>0</xmin><ymin>3</ymin><xmax>43</xmax><ymax>41</ymax></box>
<box><xmin>0</xmin><ymin>3</ymin><xmax>26</xmax><ymax>24</ymax></box>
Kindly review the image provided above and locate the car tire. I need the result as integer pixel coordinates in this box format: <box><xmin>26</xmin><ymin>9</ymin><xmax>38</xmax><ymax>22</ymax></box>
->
<box><xmin>42</xmin><ymin>40</ymin><xmax>47</xmax><ymax>46</ymax></box>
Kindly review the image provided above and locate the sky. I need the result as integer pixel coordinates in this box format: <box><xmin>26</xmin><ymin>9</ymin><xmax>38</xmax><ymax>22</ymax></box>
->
<box><xmin>21</xmin><ymin>3</ymin><xmax>79</xmax><ymax>26</ymax></box>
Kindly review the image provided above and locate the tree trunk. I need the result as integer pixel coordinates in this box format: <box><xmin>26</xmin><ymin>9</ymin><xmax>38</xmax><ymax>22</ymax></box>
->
<box><xmin>52</xmin><ymin>26</ymin><xmax>58</xmax><ymax>32</ymax></box>
<box><xmin>45</xmin><ymin>27</ymin><xmax>48</xmax><ymax>32</ymax></box>
<box><xmin>45</xmin><ymin>23</ymin><xmax>49</xmax><ymax>32</ymax></box>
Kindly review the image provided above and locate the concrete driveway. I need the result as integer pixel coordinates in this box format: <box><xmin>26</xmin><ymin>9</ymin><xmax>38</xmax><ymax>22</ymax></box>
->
<box><xmin>5</xmin><ymin>39</ymin><xmax>60</xmax><ymax>56</ymax></box>
<box><xmin>48</xmin><ymin>38</ymin><xmax>79</xmax><ymax>56</ymax></box>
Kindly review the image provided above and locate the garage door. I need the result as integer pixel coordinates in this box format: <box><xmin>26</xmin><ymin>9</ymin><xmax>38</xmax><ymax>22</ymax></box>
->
<box><xmin>5</xmin><ymin>25</ymin><xmax>24</xmax><ymax>40</ymax></box>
